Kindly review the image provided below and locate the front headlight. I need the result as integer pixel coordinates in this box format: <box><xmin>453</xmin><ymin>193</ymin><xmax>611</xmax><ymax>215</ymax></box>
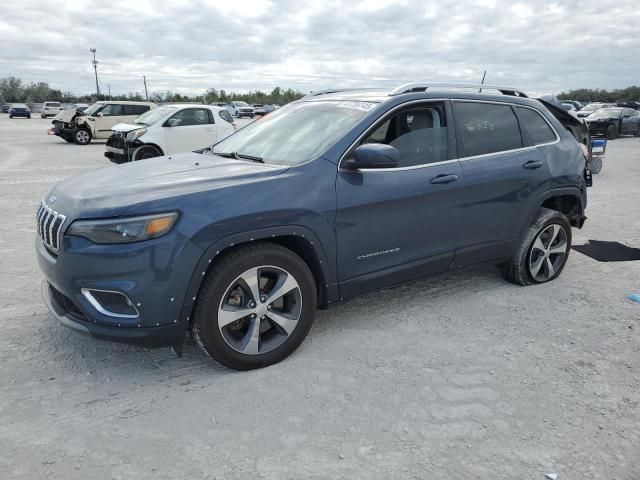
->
<box><xmin>67</xmin><ymin>212</ymin><xmax>178</xmax><ymax>244</ymax></box>
<box><xmin>126</xmin><ymin>128</ymin><xmax>147</xmax><ymax>142</ymax></box>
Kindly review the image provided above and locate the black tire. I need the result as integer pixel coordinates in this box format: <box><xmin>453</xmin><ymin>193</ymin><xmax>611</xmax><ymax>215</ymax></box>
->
<box><xmin>502</xmin><ymin>208</ymin><xmax>572</xmax><ymax>286</ymax></box>
<box><xmin>133</xmin><ymin>145</ymin><xmax>162</xmax><ymax>161</ymax></box>
<box><xmin>606</xmin><ymin>124</ymin><xmax>618</xmax><ymax>140</ymax></box>
<box><xmin>8</xmin><ymin>115</ymin><xmax>12</xmax><ymax>119</ymax></box>
<box><xmin>591</xmin><ymin>156</ymin><xmax>603</xmax><ymax>174</ymax></box>
<box><xmin>192</xmin><ymin>243</ymin><xmax>317</xmax><ymax>370</ymax></box>
<box><xmin>73</xmin><ymin>128</ymin><xmax>91</xmax><ymax>145</ymax></box>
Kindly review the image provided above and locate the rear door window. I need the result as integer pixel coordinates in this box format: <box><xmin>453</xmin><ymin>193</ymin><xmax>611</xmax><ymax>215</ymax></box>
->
<box><xmin>122</xmin><ymin>104</ymin><xmax>151</xmax><ymax>115</ymax></box>
<box><xmin>514</xmin><ymin>107</ymin><xmax>557</xmax><ymax>145</ymax></box>
<box><xmin>453</xmin><ymin>102</ymin><xmax>523</xmax><ymax>157</ymax></box>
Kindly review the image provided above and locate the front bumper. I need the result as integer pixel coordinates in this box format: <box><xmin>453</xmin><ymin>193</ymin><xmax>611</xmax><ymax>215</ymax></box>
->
<box><xmin>36</xmin><ymin>230</ymin><xmax>205</xmax><ymax>348</ymax></box>
<box><xmin>41</xmin><ymin>280</ymin><xmax>185</xmax><ymax>347</ymax></box>
<box><xmin>105</xmin><ymin>133</ymin><xmax>132</xmax><ymax>163</ymax></box>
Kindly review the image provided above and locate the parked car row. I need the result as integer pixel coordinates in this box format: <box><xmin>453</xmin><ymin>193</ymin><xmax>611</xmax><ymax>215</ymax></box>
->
<box><xmin>210</xmin><ymin>101</ymin><xmax>280</xmax><ymax>118</ymax></box>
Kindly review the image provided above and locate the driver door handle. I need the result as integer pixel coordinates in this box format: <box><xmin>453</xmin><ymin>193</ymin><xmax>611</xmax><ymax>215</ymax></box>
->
<box><xmin>430</xmin><ymin>174</ymin><xmax>459</xmax><ymax>184</ymax></box>
<box><xmin>523</xmin><ymin>160</ymin><xmax>543</xmax><ymax>170</ymax></box>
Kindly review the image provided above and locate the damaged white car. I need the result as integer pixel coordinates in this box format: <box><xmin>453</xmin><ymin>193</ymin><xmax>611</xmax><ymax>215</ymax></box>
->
<box><xmin>105</xmin><ymin>104</ymin><xmax>236</xmax><ymax>163</ymax></box>
<box><xmin>49</xmin><ymin>101</ymin><xmax>156</xmax><ymax>145</ymax></box>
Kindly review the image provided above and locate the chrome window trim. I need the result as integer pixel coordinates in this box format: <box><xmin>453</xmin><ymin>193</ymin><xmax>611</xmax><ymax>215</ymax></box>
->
<box><xmin>81</xmin><ymin>288</ymin><xmax>140</xmax><ymax>319</ymax></box>
<box><xmin>338</xmin><ymin>97</ymin><xmax>561</xmax><ymax>173</ymax></box>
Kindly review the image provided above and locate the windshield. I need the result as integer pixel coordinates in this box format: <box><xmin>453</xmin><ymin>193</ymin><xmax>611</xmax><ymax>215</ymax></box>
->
<box><xmin>135</xmin><ymin>106</ymin><xmax>177</xmax><ymax>125</ymax></box>
<box><xmin>83</xmin><ymin>103</ymin><xmax>104</xmax><ymax>115</ymax></box>
<box><xmin>45</xmin><ymin>102</ymin><xmax>61</xmax><ymax>107</ymax></box>
<box><xmin>212</xmin><ymin>100</ymin><xmax>375</xmax><ymax>166</ymax></box>
<box><xmin>234</xmin><ymin>101</ymin><xmax>249</xmax><ymax>107</ymax></box>
<box><xmin>11</xmin><ymin>104</ymin><xmax>27</xmax><ymax>108</ymax></box>
<box><xmin>588</xmin><ymin>108</ymin><xmax>622</xmax><ymax>119</ymax></box>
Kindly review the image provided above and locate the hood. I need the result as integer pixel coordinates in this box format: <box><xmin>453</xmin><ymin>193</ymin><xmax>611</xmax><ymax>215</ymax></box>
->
<box><xmin>47</xmin><ymin>152</ymin><xmax>288</xmax><ymax>219</ymax></box>
<box><xmin>111</xmin><ymin>123</ymin><xmax>144</xmax><ymax>133</ymax></box>
<box><xmin>52</xmin><ymin>108</ymin><xmax>85</xmax><ymax>123</ymax></box>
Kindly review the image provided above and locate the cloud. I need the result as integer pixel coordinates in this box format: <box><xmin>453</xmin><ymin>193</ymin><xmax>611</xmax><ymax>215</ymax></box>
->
<box><xmin>0</xmin><ymin>0</ymin><xmax>639</xmax><ymax>96</ymax></box>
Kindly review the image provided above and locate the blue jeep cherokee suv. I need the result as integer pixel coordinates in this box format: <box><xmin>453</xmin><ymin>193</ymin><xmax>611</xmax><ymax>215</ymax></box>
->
<box><xmin>36</xmin><ymin>83</ymin><xmax>590</xmax><ymax>370</ymax></box>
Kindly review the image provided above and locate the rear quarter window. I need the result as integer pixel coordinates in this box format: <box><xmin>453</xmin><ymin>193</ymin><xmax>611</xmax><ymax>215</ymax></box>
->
<box><xmin>219</xmin><ymin>110</ymin><xmax>234</xmax><ymax>123</ymax></box>
<box><xmin>453</xmin><ymin>102</ymin><xmax>523</xmax><ymax>157</ymax></box>
<box><xmin>514</xmin><ymin>107</ymin><xmax>557</xmax><ymax>145</ymax></box>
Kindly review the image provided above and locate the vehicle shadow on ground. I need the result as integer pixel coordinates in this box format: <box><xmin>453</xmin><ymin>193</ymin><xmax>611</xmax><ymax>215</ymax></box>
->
<box><xmin>41</xmin><ymin>264</ymin><xmax>506</xmax><ymax>379</ymax></box>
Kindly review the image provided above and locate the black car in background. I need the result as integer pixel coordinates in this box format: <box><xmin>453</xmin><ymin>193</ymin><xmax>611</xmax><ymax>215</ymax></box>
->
<box><xmin>576</xmin><ymin>102</ymin><xmax>614</xmax><ymax>118</ymax></box>
<box><xmin>585</xmin><ymin>107</ymin><xmax>640</xmax><ymax>139</ymax></box>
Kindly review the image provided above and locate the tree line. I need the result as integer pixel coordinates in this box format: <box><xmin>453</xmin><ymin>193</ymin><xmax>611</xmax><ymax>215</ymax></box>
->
<box><xmin>557</xmin><ymin>86</ymin><xmax>640</xmax><ymax>103</ymax></box>
<box><xmin>0</xmin><ymin>76</ymin><xmax>305</xmax><ymax>105</ymax></box>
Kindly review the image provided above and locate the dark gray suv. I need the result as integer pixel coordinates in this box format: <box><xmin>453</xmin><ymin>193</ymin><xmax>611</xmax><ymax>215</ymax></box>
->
<box><xmin>37</xmin><ymin>83</ymin><xmax>590</xmax><ymax>370</ymax></box>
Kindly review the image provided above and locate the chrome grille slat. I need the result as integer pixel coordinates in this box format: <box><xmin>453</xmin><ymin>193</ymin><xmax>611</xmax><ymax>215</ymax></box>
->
<box><xmin>36</xmin><ymin>199</ymin><xmax>66</xmax><ymax>252</ymax></box>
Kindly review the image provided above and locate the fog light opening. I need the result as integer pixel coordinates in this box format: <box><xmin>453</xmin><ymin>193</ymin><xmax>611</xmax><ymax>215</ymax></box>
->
<box><xmin>81</xmin><ymin>288</ymin><xmax>140</xmax><ymax>319</ymax></box>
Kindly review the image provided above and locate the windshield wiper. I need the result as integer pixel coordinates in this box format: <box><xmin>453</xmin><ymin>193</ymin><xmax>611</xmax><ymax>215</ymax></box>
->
<box><xmin>215</xmin><ymin>152</ymin><xmax>264</xmax><ymax>163</ymax></box>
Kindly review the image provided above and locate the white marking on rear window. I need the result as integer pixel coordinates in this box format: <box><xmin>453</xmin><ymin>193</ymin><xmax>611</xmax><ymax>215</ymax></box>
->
<box><xmin>337</xmin><ymin>101</ymin><xmax>376</xmax><ymax>112</ymax></box>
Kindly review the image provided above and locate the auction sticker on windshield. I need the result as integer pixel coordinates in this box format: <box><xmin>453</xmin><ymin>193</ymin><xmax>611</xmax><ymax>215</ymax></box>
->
<box><xmin>337</xmin><ymin>101</ymin><xmax>377</xmax><ymax>111</ymax></box>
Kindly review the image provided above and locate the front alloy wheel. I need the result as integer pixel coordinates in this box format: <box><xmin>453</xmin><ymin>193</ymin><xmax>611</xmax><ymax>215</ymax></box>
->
<box><xmin>192</xmin><ymin>243</ymin><xmax>317</xmax><ymax>370</ymax></box>
<box><xmin>218</xmin><ymin>266</ymin><xmax>302</xmax><ymax>355</ymax></box>
<box><xmin>74</xmin><ymin>128</ymin><xmax>91</xmax><ymax>145</ymax></box>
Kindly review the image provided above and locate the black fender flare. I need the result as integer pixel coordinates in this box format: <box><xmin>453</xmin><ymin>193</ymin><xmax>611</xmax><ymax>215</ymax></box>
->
<box><xmin>519</xmin><ymin>187</ymin><xmax>586</xmax><ymax>238</ymax></box>
<box><xmin>178</xmin><ymin>226</ymin><xmax>338</xmax><ymax>327</ymax></box>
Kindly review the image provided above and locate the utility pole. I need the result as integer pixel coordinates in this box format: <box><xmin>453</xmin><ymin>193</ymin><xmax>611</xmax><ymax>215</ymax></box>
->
<box><xmin>143</xmin><ymin>76</ymin><xmax>149</xmax><ymax>101</ymax></box>
<box><xmin>90</xmin><ymin>48</ymin><xmax>100</xmax><ymax>97</ymax></box>
<box><xmin>108</xmin><ymin>84</ymin><xmax>111</xmax><ymax>100</ymax></box>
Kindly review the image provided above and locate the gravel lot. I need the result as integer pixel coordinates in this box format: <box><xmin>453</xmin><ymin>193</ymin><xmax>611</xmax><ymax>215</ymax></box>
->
<box><xmin>0</xmin><ymin>114</ymin><xmax>639</xmax><ymax>480</ymax></box>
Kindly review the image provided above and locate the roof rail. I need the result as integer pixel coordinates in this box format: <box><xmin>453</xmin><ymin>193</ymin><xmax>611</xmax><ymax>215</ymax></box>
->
<box><xmin>302</xmin><ymin>87</ymin><xmax>383</xmax><ymax>99</ymax></box>
<box><xmin>389</xmin><ymin>83</ymin><xmax>528</xmax><ymax>98</ymax></box>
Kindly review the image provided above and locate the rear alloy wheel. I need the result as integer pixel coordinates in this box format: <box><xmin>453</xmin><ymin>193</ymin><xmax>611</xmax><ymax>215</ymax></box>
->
<box><xmin>590</xmin><ymin>156</ymin><xmax>603</xmax><ymax>174</ymax></box>
<box><xmin>606</xmin><ymin>124</ymin><xmax>618</xmax><ymax>140</ymax></box>
<box><xmin>193</xmin><ymin>243</ymin><xmax>317</xmax><ymax>370</ymax></box>
<box><xmin>133</xmin><ymin>145</ymin><xmax>162</xmax><ymax>161</ymax></box>
<box><xmin>74</xmin><ymin>128</ymin><xmax>91</xmax><ymax>145</ymax></box>
<box><xmin>503</xmin><ymin>208</ymin><xmax>572</xmax><ymax>286</ymax></box>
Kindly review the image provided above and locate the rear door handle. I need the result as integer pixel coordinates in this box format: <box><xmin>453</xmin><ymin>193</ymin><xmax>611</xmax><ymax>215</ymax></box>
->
<box><xmin>430</xmin><ymin>174</ymin><xmax>459</xmax><ymax>184</ymax></box>
<box><xmin>523</xmin><ymin>160</ymin><xmax>544</xmax><ymax>170</ymax></box>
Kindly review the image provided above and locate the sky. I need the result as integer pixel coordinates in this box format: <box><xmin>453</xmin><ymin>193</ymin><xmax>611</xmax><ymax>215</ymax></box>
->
<box><xmin>0</xmin><ymin>0</ymin><xmax>639</xmax><ymax>97</ymax></box>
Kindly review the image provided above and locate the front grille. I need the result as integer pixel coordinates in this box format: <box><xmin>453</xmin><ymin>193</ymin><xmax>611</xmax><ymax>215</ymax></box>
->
<box><xmin>36</xmin><ymin>199</ymin><xmax>66</xmax><ymax>252</ymax></box>
<box><xmin>49</xmin><ymin>284</ymin><xmax>86</xmax><ymax>320</ymax></box>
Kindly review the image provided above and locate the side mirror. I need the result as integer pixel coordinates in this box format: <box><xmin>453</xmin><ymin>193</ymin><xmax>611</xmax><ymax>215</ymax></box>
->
<box><xmin>95</xmin><ymin>112</ymin><xmax>103</xmax><ymax>117</ymax></box>
<box><xmin>166</xmin><ymin>118</ymin><xmax>181</xmax><ymax>127</ymax></box>
<box><xmin>623</xmin><ymin>114</ymin><xmax>630</xmax><ymax>118</ymax></box>
<box><xmin>344</xmin><ymin>143</ymin><xmax>399</xmax><ymax>170</ymax></box>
